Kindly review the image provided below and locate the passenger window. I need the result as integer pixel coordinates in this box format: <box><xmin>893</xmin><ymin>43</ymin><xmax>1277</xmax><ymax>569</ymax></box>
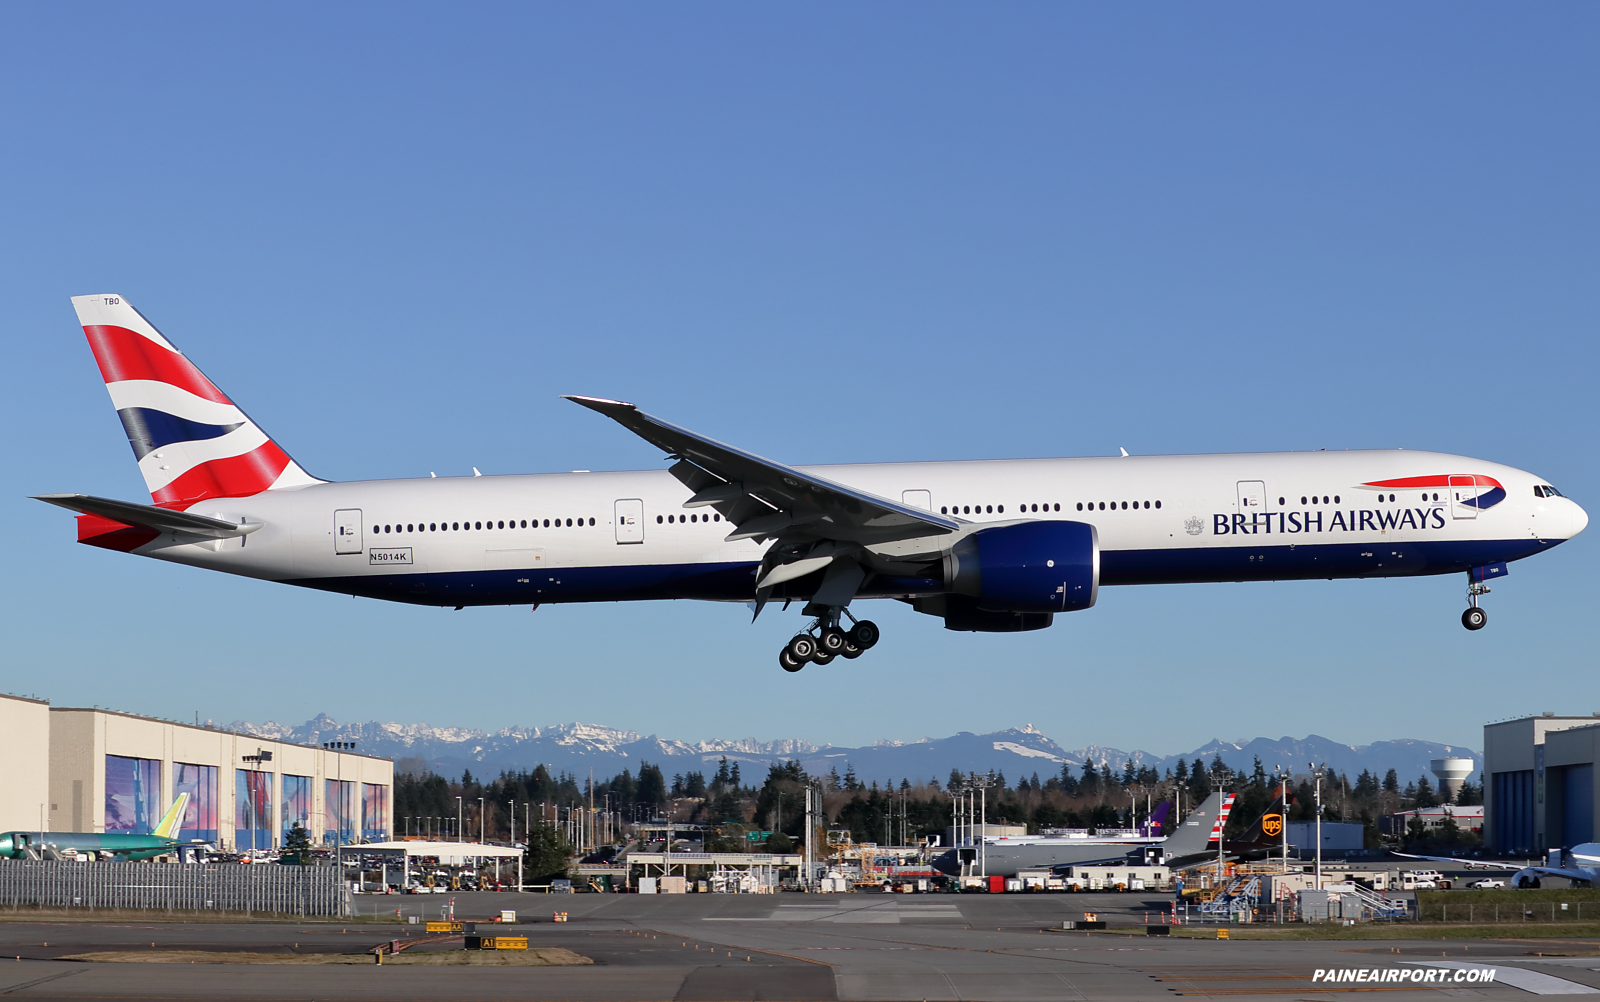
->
<box><xmin>657</xmin><ymin>515</ymin><xmax>664</xmax><ymax>524</ymax></box>
<box><xmin>429</xmin><ymin>523</ymin><xmax>436</xmax><ymax>531</ymax></box>
<box><xmin>714</xmin><ymin>514</ymin><xmax>721</xmax><ymax>521</ymax></box>
<box><xmin>1334</xmin><ymin>495</ymin><xmax>1340</xmax><ymax>503</ymax></box>
<box><xmin>1074</xmin><ymin>504</ymin><xmax>1081</xmax><ymax>511</ymax></box>
<box><xmin>543</xmin><ymin>519</ymin><xmax>550</xmax><ymax>527</ymax></box>
<box><xmin>372</xmin><ymin>525</ymin><xmax>379</xmax><ymax>534</ymax></box>
<box><xmin>567</xmin><ymin>518</ymin><xmax>574</xmax><ymax>527</ymax></box>
<box><xmin>940</xmin><ymin>506</ymin><xmax>948</xmax><ymax>514</ymax></box>
<box><xmin>1154</xmin><ymin>501</ymin><xmax>1161</xmax><ymax>509</ymax></box>
<box><xmin>1278</xmin><ymin>497</ymin><xmax>1285</xmax><ymax>506</ymax></box>
<box><xmin>384</xmin><ymin>525</ymin><xmax>391</xmax><ymax>533</ymax></box>
<box><xmin>520</xmin><ymin>520</ymin><xmax>527</xmax><ymax>528</ymax></box>
<box><xmin>1121</xmin><ymin>502</ymin><xmax>1127</xmax><ymax>510</ymax></box>
<box><xmin>997</xmin><ymin>505</ymin><xmax>1004</xmax><ymax>513</ymax></box>
<box><xmin>473</xmin><ymin>521</ymin><xmax>481</xmax><ymax>530</ymax></box>
<box><xmin>986</xmin><ymin>505</ymin><xmax>993</xmax><ymax>514</ymax></box>
<box><xmin>1054</xmin><ymin>503</ymin><xmax>1060</xmax><ymax>511</ymax></box>
<box><xmin>589</xmin><ymin>518</ymin><xmax>596</xmax><ymax>526</ymax></box>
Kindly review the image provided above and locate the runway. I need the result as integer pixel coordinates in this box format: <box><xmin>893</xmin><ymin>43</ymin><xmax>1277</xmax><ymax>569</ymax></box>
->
<box><xmin>1</xmin><ymin>892</ymin><xmax>1596</xmax><ymax>1000</ymax></box>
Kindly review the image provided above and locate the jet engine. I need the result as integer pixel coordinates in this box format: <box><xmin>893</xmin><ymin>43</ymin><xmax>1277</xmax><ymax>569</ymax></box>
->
<box><xmin>925</xmin><ymin>520</ymin><xmax>1097</xmax><ymax>631</ymax></box>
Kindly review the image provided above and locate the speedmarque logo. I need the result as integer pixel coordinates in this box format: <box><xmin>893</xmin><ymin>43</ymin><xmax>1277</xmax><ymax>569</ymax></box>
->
<box><xmin>1313</xmin><ymin>968</ymin><xmax>1495</xmax><ymax>984</ymax></box>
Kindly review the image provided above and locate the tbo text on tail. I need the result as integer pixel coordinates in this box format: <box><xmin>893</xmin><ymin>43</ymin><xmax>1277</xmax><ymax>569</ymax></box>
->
<box><xmin>37</xmin><ymin>295</ymin><xmax>1588</xmax><ymax>671</ymax></box>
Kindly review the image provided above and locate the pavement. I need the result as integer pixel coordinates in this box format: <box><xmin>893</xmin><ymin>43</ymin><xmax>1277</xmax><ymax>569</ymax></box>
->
<box><xmin>1</xmin><ymin>890</ymin><xmax>1598</xmax><ymax>1000</ymax></box>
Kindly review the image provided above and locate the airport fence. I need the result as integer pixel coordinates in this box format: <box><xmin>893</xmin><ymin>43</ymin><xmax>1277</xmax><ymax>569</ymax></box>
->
<box><xmin>0</xmin><ymin>859</ymin><xmax>350</xmax><ymax>917</ymax></box>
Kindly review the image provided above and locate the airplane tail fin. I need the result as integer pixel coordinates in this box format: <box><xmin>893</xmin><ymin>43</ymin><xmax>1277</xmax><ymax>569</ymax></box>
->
<box><xmin>1235</xmin><ymin>795</ymin><xmax>1289</xmax><ymax>845</ymax></box>
<box><xmin>1141</xmin><ymin>801</ymin><xmax>1172</xmax><ymax>837</ymax></box>
<box><xmin>70</xmin><ymin>294</ymin><xmax>320</xmax><ymax>509</ymax></box>
<box><xmin>152</xmin><ymin>792</ymin><xmax>189</xmax><ymax>840</ymax></box>
<box><xmin>1162</xmin><ymin>793</ymin><xmax>1229</xmax><ymax>856</ymax></box>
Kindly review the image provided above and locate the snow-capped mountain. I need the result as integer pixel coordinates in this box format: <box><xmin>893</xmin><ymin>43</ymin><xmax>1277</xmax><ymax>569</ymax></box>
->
<box><xmin>216</xmin><ymin>714</ymin><xmax>1479</xmax><ymax>787</ymax></box>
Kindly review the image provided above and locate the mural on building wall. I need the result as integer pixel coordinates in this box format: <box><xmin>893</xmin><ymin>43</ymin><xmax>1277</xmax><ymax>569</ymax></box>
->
<box><xmin>325</xmin><ymin>779</ymin><xmax>355</xmax><ymax>844</ymax></box>
<box><xmin>282</xmin><ymin>775</ymin><xmax>312</xmax><ymax>841</ymax></box>
<box><xmin>175</xmin><ymin>763</ymin><xmax>218</xmax><ymax>842</ymax></box>
<box><xmin>361</xmin><ymin>783</ymin><xmax>388</xmax><ymax>841</ymax></box>
<box><xmin>235</xmin><ymin>770</ymin><xmax>273</xmax><ymax>850</ymax></box>
<box><xmin>104</xmin><ymin>755</ymin><xmax>160</xmax><ymax>833</ymax></box>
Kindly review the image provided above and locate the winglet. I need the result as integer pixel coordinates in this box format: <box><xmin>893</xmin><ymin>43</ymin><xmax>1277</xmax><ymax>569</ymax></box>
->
<box><xmin>152</xmin><ymin>792</ymin><xmax>189</xmax><ymax>839</ymax></box>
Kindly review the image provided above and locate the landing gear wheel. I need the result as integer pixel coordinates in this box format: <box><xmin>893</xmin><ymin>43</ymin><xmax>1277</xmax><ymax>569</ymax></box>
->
<box><xmin>779</xmin><ymin>649</ymin><xmax>805</xmax><ymax>672</ymax></box>
<box><xmin>1462</xmin><ymin>607</ymin><xmax>1488</xmax><ymax>631</ymax></box>
<box><xmin>840</xmin><ymin>639</ymin><xmax>863</xmax><ymax>659</ymax></box>
<box><xmin>787</xmin><ymin>634</ymin><xmax>818</xmax><ymax>661</ymax></box>
<box><xmin>819</xmin><ymin>626</ymin><xmax>849</xmax><ymax>654</ymax></box>
<box><xmin>848</xmin><ymin>620</ymin><xmax>880</xmax><ymax>650</ymax></box>
<box><xmin>811</xmin><ymin>650</ymin><xmax>836</xmax><ymax>666</ymax></box>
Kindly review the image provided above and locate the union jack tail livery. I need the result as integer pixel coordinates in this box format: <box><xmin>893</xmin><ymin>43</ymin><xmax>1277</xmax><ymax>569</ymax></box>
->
<box><xmin>71</xmin><ymin>295</ymin><xmax>320</xmax><ymax>509</ymax></box>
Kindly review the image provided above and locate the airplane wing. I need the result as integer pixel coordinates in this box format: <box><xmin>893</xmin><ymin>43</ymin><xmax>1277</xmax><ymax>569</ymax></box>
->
<box><xmin>565</xmin><ymin>396</ymin><xmax>959</xmax><ymax>547</ymax></box>
<box><xmin>1392</xmin><ymin>852</ymin><xmax>1524</xmax><ymax>870</ymax></box>
<box><xmin>34</xmin><ymin>494</ymin><xmax>261</xmax><ymax>539</ymax></box>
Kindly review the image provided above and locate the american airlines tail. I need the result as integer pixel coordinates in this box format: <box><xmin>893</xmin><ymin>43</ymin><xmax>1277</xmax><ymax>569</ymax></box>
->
<box><xmin>1161</xmin><ymin>793</ymin><xmax>1232</xmax><ymax>857</ymax></box>
<box><xmin>70</xmin><ymin>294</ymin><xmax>320</xmax><ymax>507</ymax></box>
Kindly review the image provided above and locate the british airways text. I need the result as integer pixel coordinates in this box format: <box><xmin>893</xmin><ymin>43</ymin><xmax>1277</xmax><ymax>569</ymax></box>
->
<box><xmin>1213</xmin><ymin>508</ymin><xmax>1448</xmax><ymax>536</ymax></box>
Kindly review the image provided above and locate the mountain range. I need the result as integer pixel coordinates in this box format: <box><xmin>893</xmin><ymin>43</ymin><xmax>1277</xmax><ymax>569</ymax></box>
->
<box><xmin>219</xmin><ymin>715</ymin><xmax>1481</xmax><ymax>789</ymax></box>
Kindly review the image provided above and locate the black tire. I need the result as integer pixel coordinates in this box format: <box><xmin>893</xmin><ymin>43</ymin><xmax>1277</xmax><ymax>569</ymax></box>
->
<box><xmin>787</xmin><ymin>634</ymin><xmax>818</xmax><ymax>661</ymax></box>
<box><xmin>840</xmin><ymin>640</ymin><xmax>863</xmax><ymax>660</ymax></box>
<box><xmin>820</xmin><ymin>626</ymin><xmax>848</xmax><ymax>654</ymax></box>
<box><xmin>811</xmin><ymin>650</ymin><xmax>836</xmax><ymax>666</ymax></box>
<box><xmin>779</xmin><ymin>649</ymin><xmax>804</xmax><ymax>673</ymax></box>
<box><xmin>1462</xmin><ymin>607</ymin><xmax>1488</xmax><ymax>631</ymax></box>
<box><xmin>849</xmin><ymin>620</ymin><xmax>881</xmax><ymax>649</ymax></box>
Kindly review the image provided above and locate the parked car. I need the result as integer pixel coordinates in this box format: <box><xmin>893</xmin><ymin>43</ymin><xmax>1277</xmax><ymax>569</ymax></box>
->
<box><xmin>1468</xmin><ymin>878</ymin><xmax>1506</xmax><ymax>889</ymax></box>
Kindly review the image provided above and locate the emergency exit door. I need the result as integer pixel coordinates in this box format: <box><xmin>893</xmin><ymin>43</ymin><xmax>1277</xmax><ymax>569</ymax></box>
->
<box><xmin>1236</xmin><ymin>481</ymin><xmax>1266</xmax><ymax>514</ymax></box>
<box><xmin>615</xmin><ymin>499</ymin><xmax>644</xmax><ymax>543</ymax></box>
<box><xmin>334</xmin><ymin>509</ymin><xmax>363</xmax><ymax>554</ymax></box>
<box><xmin>1449</xmin><ymin>476</ymin><xmax>1478</xmax><ymax>519</ymax></box>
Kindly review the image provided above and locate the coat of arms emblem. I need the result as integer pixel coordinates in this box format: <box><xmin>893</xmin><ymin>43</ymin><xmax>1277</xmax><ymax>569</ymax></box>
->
<box><xmin>1184</xmin><ymin>515</ymin><xmax>1204</xmax><ymax>536</ymax></box>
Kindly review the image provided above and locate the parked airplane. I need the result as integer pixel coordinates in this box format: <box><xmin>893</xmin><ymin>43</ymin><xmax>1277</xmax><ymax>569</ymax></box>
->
<box><xmin>0</xmin><ymin>793</ymin><xmax>198</xmax><ymax>861</ymax></box>
<box><xmin>1398</xmin><ymin>846</ymin><xmax>1600</xmax><ymax>889</ymax></box>
<box><xmin>37</xmin><ymin>295</ymin><xmax>1589</xmax><ymax>669</ymax></box>
<box><xmin>1167</xmin><ymin>792</ymin><xmax>1293</xmax><ymax>870</ymax></box>
<box><xmin>932</xmin><ymin>794</ymin><xmax>1229</xmax><ymax>877</ymax></box>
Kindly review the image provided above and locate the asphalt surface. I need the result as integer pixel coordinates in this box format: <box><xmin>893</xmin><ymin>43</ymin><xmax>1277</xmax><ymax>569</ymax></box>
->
<box><xmin>1</xmin><ymin>891</ymin><xmax>1597</xmax><ymax>1000</ymax></box>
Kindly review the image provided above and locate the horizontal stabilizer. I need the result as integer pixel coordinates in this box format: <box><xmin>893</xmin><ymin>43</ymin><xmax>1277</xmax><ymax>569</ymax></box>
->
<box><xmin>34</xmin><ymin>494</ymin><xmax>262</xmax><ymax>539</ymax></box>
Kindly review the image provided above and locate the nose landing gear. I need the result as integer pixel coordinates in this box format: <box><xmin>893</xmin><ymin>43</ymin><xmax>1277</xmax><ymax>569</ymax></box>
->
<box><xmin>1462</xmin><ymin>576</ymin><xmax>1490</xmax><ymax>631</ymax></box>
<box><xmin>777</xmin><ymin>609</ymin><xmax>880</xmax><ymax>671</ymax></box>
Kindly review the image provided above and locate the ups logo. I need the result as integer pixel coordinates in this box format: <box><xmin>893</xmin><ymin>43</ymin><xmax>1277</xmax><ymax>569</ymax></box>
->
<box><xmin>1261</xmin><ymin>814</ymin><xmax>1283</xmax><ymax>837</ymax></box>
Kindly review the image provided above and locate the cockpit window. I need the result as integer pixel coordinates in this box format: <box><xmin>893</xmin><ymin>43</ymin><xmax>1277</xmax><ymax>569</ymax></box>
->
<box><xmin>1535</xmin><ymin>485</ymin><xmax>1565</xmax><ymax>498</ymax></box>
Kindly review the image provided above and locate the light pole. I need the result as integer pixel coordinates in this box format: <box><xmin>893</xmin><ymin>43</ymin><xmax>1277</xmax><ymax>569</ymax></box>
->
<box><xmin>479</xmin><ymin>797</ymin><xmax>485</xmax><ymax>845</ymax></box>
<box><xmin>455</xmin><ymin>797</ymin><xmax>463</xmax><ymax>842</ymax></box>
<box><xmin>1309</xmin><ymin>763</ymin><xmax>1326</xmax><ymax>890</ymax></box>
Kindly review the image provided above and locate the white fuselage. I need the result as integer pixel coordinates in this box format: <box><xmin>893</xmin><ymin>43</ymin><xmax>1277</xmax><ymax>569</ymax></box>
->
<box><xmin>129</xmin><ymin>448</ymin><xmax>1585</xmax><ymax>609</ymax></box>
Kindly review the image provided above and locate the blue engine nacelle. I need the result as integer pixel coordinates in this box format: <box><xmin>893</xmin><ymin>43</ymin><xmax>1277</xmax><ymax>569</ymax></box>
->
<box><xmin>944</xmin><ymin>520</ymin><xmax>1099</xmax><ymax>614</ymax></box>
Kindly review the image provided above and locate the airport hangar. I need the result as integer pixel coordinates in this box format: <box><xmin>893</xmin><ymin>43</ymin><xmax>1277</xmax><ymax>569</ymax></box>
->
<box><xmin>0</xmin><ymin>692</ymin><xmax>391</xmax><ymax>850</ymax></box>
<box><xmin>1485</xmin><ymin>712</ymin><xmax>1600</xmax><ymax>855</ymax></box>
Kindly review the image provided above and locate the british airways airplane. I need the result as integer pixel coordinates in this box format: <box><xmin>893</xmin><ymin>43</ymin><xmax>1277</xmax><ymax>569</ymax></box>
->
<box><xmin>38</xmin><ymin>295</ymin><xmax>1588</xmax><ymax>671</ymax></box>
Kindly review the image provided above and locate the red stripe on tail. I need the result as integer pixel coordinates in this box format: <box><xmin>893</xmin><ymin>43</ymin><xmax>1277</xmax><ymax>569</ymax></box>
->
<box><xmin>152</xmin><ymin>441</ymin><xmax>292</xmax><ymax>506</ymax></box>
<box><xmin>83</xmin><ymin>325</ymin><xmax>232</xmax><ymax>404</ymax></box>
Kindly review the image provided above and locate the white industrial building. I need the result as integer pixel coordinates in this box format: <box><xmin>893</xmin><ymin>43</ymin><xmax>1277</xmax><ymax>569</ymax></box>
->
<box><xmin>1</xmin><ymin>691</ymin><xmax>391</xmax><ymax>850</ymax></box>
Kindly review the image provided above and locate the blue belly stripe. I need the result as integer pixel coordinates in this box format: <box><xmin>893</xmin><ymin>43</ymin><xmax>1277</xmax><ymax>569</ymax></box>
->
<box><xmin>290</xmin><ymin>536</ymin><xmax>1566</xmax><ymax>608</ymax></box>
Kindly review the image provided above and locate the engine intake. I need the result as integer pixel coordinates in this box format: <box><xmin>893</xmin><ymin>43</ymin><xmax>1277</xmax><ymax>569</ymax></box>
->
<box><xmin>944</xmin><ymin>520</ymin><xmax>1098</xmax><ymax>614</ymax></box>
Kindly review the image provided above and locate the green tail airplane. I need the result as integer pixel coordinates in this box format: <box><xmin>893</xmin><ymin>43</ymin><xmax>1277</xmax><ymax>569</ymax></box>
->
<box><xmin>0</xmin><ymin>793</ymin><xmax>207</xmax><ymax>861</ymax></box>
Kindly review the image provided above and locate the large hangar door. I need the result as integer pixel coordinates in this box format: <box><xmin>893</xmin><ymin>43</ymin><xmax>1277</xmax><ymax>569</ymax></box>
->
<box><xmin>334</xmin><ymin>509</ymin><xmax>363</xmax><ymax>554</ymax></box>
<box><xmin>615</xmin><ymin>499</ymin><xmax>644</xmax><ymax>544</ymax></box>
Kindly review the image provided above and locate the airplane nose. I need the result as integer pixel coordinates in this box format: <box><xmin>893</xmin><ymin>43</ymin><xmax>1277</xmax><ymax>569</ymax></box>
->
<box><xmin>930</xmin><ymin>849</ymin><xmax>958</xmax><ymax>875</ymax></box>
<box><xmin>1565</xmin><ymin>499</ymin><xmax>1590</xmax><ymax>540</ymax></box>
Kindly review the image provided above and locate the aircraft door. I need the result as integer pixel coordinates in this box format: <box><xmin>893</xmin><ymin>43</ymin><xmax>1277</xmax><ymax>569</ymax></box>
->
<box><xmin>615</xmin><ymin>499</ymin><xmax>644</xmax><ymax>543</ymax></box>
<box><xmin>334</xmin><ymin>509</ymin><xmax>363</xmax><ymax>554</ymax></box>
<box><xmin>902</xmin><ymin>490</ymin><xmax>932</xmax><ymax>511</ymax></box>
<box><xmin>1236</xmin><ymin>481</ymin><xmax>1266</xmax><ymax>516</ymax></box>
<box><xmin>1449</xmin><ymin>476</ymin><xmax>1478</xmax><ymax>519</ymax></box>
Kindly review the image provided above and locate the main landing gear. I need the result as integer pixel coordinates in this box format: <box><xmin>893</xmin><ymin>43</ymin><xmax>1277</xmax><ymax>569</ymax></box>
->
<box><xmin>779</xmin><ymin>611</ymin><xmax>880</xmax><ymax>672</ymax></box>
<box><xmin>1462</xmin><ymin>577</ymin><xmax>1489</xmax><ymax>631</ymax></box>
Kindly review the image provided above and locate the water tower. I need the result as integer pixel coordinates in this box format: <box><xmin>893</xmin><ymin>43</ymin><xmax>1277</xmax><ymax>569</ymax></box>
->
<box><xmin>1430</xmin><ymin>758</ymin><xmax>1474</xmax><ymax>800</ymax></box>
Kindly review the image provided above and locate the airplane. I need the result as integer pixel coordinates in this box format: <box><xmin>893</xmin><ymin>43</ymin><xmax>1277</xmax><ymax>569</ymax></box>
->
<box><xmin>1397</xmin><ymin>846</ymin><xmax>1600</xmax><ymax>889</ymax></box>
<box><xmin>35</xmin><ymin>294</ymin><xmax>1589</xmax><ymax>670</ymax></box>
<box><xmin>931</xmin><ymin>795</ymin><xmax>1230</xmax><ymax>877</ymax></box>
<box><xmin>0</xmin><ymin>793</ymin><xmax>202</xmax><ymax>861</ymax></box>
<box><xmin>1166</xmin><ymin>791</ymin><xmax>1293</xmax><ymax>870</ymax></box>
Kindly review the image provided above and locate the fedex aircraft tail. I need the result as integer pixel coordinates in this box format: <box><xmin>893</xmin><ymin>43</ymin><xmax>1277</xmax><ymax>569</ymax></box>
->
<box><xmin>71</xmin><ymin>294</ymin><xmax>319</xmax><ymax>508</ymax></box>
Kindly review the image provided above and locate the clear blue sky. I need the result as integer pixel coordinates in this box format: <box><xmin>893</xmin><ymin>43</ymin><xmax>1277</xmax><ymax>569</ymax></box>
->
<box><xmin>3</xmin><ymin>4</ymin><xmax>1594</xmax><ymax>756</ymax></box>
